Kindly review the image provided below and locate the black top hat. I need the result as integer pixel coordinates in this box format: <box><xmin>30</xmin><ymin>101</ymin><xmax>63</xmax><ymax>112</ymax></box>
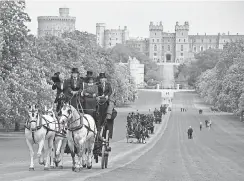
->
<box><xmin>86</xmin><ymin>71</ymin><xmax>93</xmax><ymax>77</ymax></box>
<box><xmin>51</xmin><ymin>72</ymin><xmax>61</xmax><ymax>82</ymax></box>
<box><xmin>71</xmin><ymin>68</ymin><xmax>79</xmax><ymax>74</ymax></box>
<box><xmin>99</xmin><ymin>72</ymin><xmax>106</xmax><ymax>79</ymax></box>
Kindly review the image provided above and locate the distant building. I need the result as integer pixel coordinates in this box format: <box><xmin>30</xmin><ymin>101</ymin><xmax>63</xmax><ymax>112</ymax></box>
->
<box><xmin>126</xmin><ymin>38</ymin><xmax>149</xmax><ymax>56</ymax></box>
<box><xmin>96</xmin><ymin>23</ymin><xmax>129</xmax><ymax>48</ymax></box>
<box><xmin>96</xmin><ymin>21</ymin><xmax>244</xmax><ymax>64</ymax></box>
<box><xmin>119</xmin><ymin>56</ymin><xmax>144</xmax><ymax>87</ymax></box>
<box><xmin>37</xmin><ymin>7</ymin><xmax>76</xmax><ymax>37</ymax></box>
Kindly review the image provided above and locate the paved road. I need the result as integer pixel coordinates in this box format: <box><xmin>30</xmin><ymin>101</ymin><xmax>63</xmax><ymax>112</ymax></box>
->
<box><xmin>0</xmin><ymin>90</ymin><xmax>164</xmax><ymax>181</ymax></box>
<box><xmin>2</xmin><ymin>91</ymin><xmax>244</xmax><ymax>181</ymax></box>
<box><xmin>85</xmin><ymin>91</ymin><xmax>244</xmax><ymax>181</ymax></box>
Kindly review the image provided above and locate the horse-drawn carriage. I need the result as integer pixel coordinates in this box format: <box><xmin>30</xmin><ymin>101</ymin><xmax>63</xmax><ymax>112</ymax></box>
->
<box><xmin>126</xmin><ymin>113</ymin><xmax>151</xmax><ymax>144</ymax></box>
<box><xmin>199</xmin><ymin>109</ymin><xmax>203</xmax><ymax>114</ymax></box>
<box><xmin>154</xmin><ymin>111</ymin><xmax>162</xmax><ymax>124</ymax></box>
<box><xmin>24</xmin><ymin>93</ymin><xmax>115</xmax><ymax>171</ymax></box>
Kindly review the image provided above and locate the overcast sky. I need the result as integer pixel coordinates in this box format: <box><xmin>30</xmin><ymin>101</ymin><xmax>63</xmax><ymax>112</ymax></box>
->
<box><xmin>25</xmin><ymin>0</ymin><xmax>244</xmax><ymax>38</ymax></box>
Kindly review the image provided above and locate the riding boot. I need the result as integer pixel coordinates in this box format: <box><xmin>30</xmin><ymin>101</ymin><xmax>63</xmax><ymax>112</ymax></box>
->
<box><xmin>107</xmin><ymin>119</ymin><xmax>114</xmax><ymax>139</ymax></box>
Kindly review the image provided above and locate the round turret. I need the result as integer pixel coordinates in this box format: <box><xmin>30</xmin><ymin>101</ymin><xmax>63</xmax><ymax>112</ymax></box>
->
<box><xmin>59</xmin><ymin>7</ymin><xmax>69</xmax><ymax>17</ymax></box>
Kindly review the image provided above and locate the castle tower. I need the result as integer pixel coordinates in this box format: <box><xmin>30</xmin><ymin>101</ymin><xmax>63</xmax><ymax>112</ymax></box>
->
<box><xmin>122</xmin><ymin>26</ymin><xmax>129</xmax><ymax>44</ymax></box>
<box><xmin>96</xmin><ymin>23</ymin><xmax>106</xmax><ymax>47</ymax></box>
<box><xmin>37</xmin><ymin>7</ymin><xmax>76</xmax><ymax>37</ymax></box>
<box><xmin>149</xmin><ymin>21</ymin><xmax>163</xmax><ymax>62</ymax></box>
<box><xmin>175</xmin><ymin>21</ymin><xmax>189</xmax><ymax>63</ymax></box>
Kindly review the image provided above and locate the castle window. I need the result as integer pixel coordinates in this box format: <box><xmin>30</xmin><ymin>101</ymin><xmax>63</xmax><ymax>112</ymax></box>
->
<box><xmin>181</xmin><ymin>45</ymin><xmax>183</xmax><ymax>51</ymax></box>
<box><xmin>202</xmin><ymin>39</ymin><xmax>203</xmax><ymax>43</ymax></box>
<box><xmin>154</xmin><ymin>45</ymin><xmax>157</xmax><ymax>51</ymax></box>
<box><xmin>181</xmin><ymin>53</ymin><xmax>183</xmax><ymax>56</ymax></box>
<box><xmin>201</xmin><ymin>46</ymin><xmax>203</xmax><ymax>51</ymax></box>
<box><xmin>168</xmin><ymin>45</ymin><xmax>170</xmax><ymax>51</ymax></box>
<box><xmin>184</xmin><ymin>39</ymin><xmax>185</xmax><ymax>42</ymax></box>
<box><xmin>179</xmin><ymin>39</ymin><xmax>180</xmax><ymax>42</ymax></box>
<box><xmin>194</xmin><ymin>47</ymin><xmax>196</xmax><ymax>52</ymax></box>
<box><xmin>157</xmin><ymin>39</ymin><xmax>159</xmax><ymax>42</ymax></box>
<box><xmin>154</xmin><ymin>53</ymin><xmax>157</xmax><ymax>56</ymax></box>
<box><xmin>209</xmin><ymin>39</ymin><xmax>211</xmax><ymax>43</ymax></box>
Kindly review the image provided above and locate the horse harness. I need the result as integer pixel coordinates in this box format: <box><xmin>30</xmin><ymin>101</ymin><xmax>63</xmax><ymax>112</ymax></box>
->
<box><xmin>25</xmin><ymin>111</ymin><xmax>64</xmax><ymax>144</ymax></box>
<box><xmin>62</xmin><ymin>112</ymin><xmax>96</xmax><ymax>146</ymax></box>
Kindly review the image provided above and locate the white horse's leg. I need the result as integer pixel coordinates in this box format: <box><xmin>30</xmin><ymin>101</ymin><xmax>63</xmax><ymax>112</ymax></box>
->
<box><xmin>58</xmin><ymin>138</ymin><xmax>67</xmax><ymax>169</ymax></box>
<box><xmin>45</xmin><ymin>135</ymin><xmax>54</xmax><ymax>170</ymax></box>
<box><xmin>68</xmin><ymin>140</ymin><xmax>76</xmax><ymax>171</ymax></box>
<box><xmin>87</xmin><ymin>136</ymin><xmax>95</xmax><ymax>169</ymax></box>
<box><xmin>38</xmin><ymin>139</ymin><xmax>45</xmax><ymax>165</ymax></box>
<box><xmin>26</xmin><ymin>138</ymin><xmax>35</xmax><ymax>170</ymax></box>
<box><xmin>82</xmin><ymin>143</ymin><xmax>87</xmax><ymax>168</ymax></box>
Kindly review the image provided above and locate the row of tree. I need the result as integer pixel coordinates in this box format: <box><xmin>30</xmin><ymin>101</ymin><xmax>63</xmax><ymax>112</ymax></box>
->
<box><xmin>0</xmin><ymin>1</ymin><xmax>137</xmax><ymax>130</ymax></box>
<box><xmin>175</xmin><ymin>39</ymin><xmax>244</xmax><ymax>114</ymax></box>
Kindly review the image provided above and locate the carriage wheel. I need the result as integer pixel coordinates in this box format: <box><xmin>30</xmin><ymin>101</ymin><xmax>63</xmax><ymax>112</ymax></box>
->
<box><xmin>101</xmin><ymin>130</ymin><xmax>109</xmax><ymax>169</ymax></box>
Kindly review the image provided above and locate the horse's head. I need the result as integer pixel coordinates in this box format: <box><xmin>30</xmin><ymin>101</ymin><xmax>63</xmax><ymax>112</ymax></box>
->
<box><xmin>59</xmin><ymin>103</ymin><xmax>73</xmax><ymax>125</ymax></box>
<box><xmin>44</xmin><ymin>105</ymin><xmax>55</xmax><ymax>118</ymax></box>
<box><xmin>27</xmin><ymin>104</ymin><xmax>40</xmax><ymax>130</ymax></box>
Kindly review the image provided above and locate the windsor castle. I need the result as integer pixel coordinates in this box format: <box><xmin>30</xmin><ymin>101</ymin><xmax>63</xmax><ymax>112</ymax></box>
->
<box><xmin>96</xmin><ymin>22</ymin><xmax>244</xmax><ymax>63</ymax></box>
<box><xmin>35</xmin><ymin>7</ymin><xmax>244</xmax><ymax>64</ymax></box>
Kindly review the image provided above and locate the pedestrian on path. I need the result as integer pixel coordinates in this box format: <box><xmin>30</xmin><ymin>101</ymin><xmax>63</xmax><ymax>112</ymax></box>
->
<box><xmin>200</xmin><ymin>122</ymin><xmax>202</xmax><ymax>131</ymax></box>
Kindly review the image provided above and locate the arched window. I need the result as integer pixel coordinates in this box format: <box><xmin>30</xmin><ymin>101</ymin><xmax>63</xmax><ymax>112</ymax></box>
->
<box><xmin>154</xmin><ymin>45</ymin><xmax>157</xmax><ymax>51</ymax></box>
<box><xmin>194</xmin><ymin>46</ymin><xmax>196</xmax><ymax>52</ymax></box>
<box><xmin>168</xmin><ymin>45</ymin><xmax>170</xmax><ymax>51</ymax></box>
<box><xmin>201</xmin><ymin>46</ymin><xmax>203</xmax><ymax>51</ymax></box>
<box><xmin>181</xmin><ymin>45</ymin><xmax>183</xmax><ymax>51</ymax></box>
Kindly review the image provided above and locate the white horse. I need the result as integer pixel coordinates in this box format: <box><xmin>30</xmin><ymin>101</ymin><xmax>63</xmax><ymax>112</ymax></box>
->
<box><xmin>25</xmin><ymin>104</ymin><xmax>58</xmax><ymax>170</ymax></box>
<box><xmin>43</xmin><ymin>105</ymin><xmax>67</xmax><ymax>169</ymax></box>
<box><xmin>59</xmin><ymin>103</ymin><xmax>97</xmax><ymax>172</ymax></box>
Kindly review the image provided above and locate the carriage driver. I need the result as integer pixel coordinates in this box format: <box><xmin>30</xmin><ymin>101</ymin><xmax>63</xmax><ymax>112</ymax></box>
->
<box><xmin>65</xmin><ymin>68</ymin><xmax>84</xmax><ymax>110</ymax></box>
<box><xmin>97</xmin><ymin>72</ymin><xmax>115</xmax><ymax>139</ymax></box>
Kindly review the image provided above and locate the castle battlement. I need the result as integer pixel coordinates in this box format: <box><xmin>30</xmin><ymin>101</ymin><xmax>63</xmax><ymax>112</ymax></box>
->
<box><xmin>149</xmin><ymin>21</ymin><xmax>163</xmax><ymax>31</ymax></box>
<box><xmin>175</xmin><ymin>21</ymin><xmax>189</xmax><ymax>31</ymax></box>
<box><xmin>37</xmin><ymin>16</ymin><xmax>76</xmax><ymax>21</ymax></box>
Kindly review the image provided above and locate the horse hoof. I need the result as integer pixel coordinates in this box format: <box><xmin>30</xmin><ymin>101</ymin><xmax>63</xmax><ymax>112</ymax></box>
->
<box><xmin>50</xmin><ymin>166</ymin><xmax>55</xmax><ymax>169</ymax></box>
<box><xmin>82</xmin><ymin>164</ymin><xmax>86</xmax><ymax>168</ymax></box>
<box><xmin>74</xmin><ymin>167</ymin><xmax>80</xmax><ymax>172</ymax></box>
<box><xmin>29</xmin><ymin>167</ymin><xmax>34</xmax><ymax>171</ymax></box>
<box><xmin>87</xmin><ymin>165</ymin><xmax>92</xmax><ymax>169</ymax></box>
<box><xmin>58</xmin><ymin>165</ymin><xmax>63</xmax><ymax>169</ymax></box>
<box><xmin>39</xmin><ymin>162</ymin><xmax>44</xmax><ymax>165</ymax></box>
<box><xmin>44</xmin><ymin>167</ymin><xmax>49</xmax><ymax>171</ymax></box>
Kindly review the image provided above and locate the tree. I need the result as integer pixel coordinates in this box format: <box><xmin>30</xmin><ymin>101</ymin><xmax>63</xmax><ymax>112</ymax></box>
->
<box><xmin>0</xmin><ymin>0</ymin><xmax>31</xmax><ymax>79</ymax></box>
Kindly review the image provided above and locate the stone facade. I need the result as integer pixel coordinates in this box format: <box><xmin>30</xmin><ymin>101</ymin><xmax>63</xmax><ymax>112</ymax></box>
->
<box><xmin>37</xmin><ymin>8</ymin><xmax>76</xmax><ymax>37</ymax></box>
<box><xmin>96</xmin><ymin>23</ymin><xmax>129</xmax><ymax>48</ymax></box>
<box><xmin>97</xmin><ymin>21</ymin><xmax>244</xmax><ymax>64</ymax></box>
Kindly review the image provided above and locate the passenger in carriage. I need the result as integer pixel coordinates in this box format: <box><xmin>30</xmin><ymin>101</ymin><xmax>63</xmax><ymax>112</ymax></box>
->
<box><xmin>65</xmin><ymin>68</ymin><xmax>84</xmax><ymax>111</ymax></box>
<box><xmin>97</xmin><ymin>72</ymin><xmax>115</xmax><ymax>139</ymax></box>
<box><xmin>82</xmin><ymin>72</ymin><xmax>98</xmax><ymax>118</ymax></box>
